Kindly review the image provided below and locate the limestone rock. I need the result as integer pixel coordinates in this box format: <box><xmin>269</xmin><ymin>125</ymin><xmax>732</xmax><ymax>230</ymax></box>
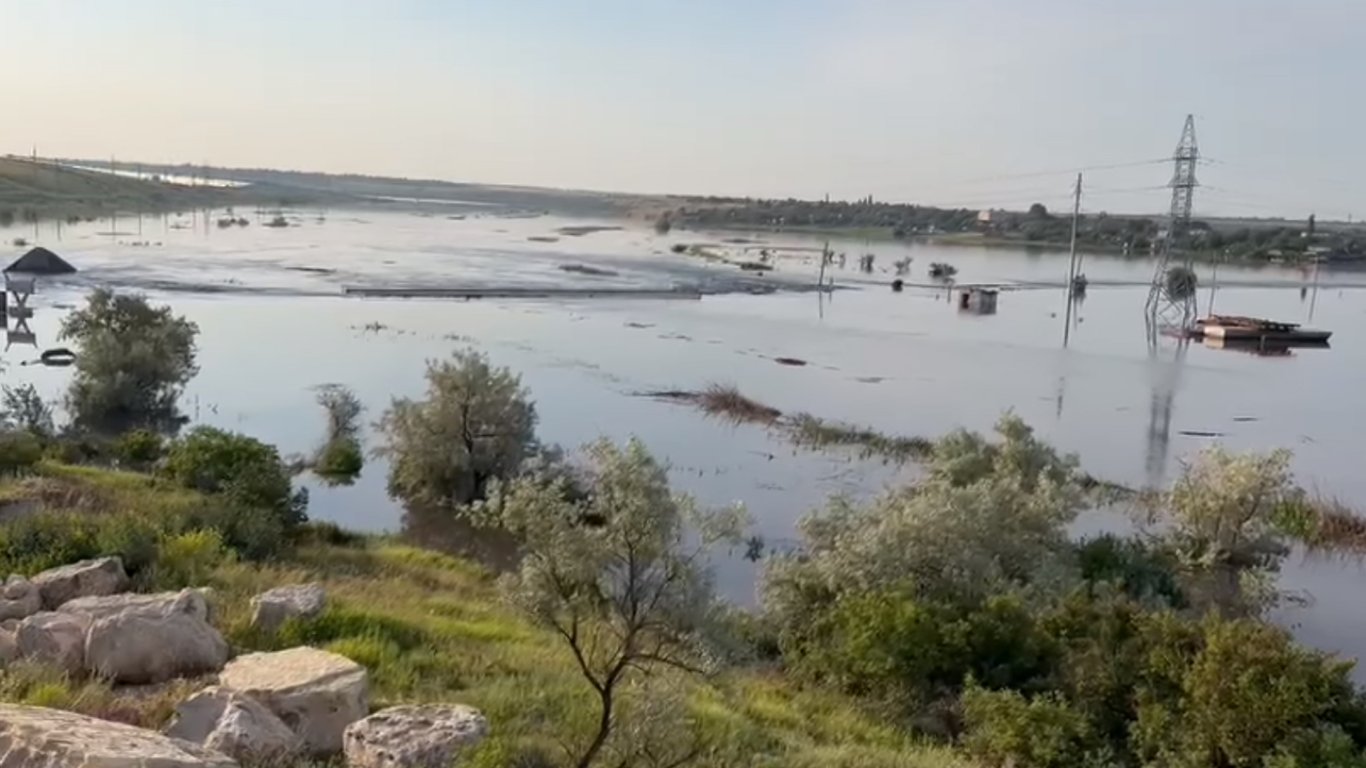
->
<box><xmin>0</xmin><ymin>575</ymin><xmax>41</xmax><ymax>622</ymax></box>
<box><xmin>0</xmin><ymin>623</ymin><xmax>16</xmax><ymax>665</ymax></box>
<box><xmin>250</xmin><ymin>583</ymin><xmax>325</xmax><ymax>633</ymax></box>
<box><xmin>343</xmin><ymin>704</ymin><xmax>489</xmax><ymax>768</ymax></box>
<box><xmin>85</xmin><ymin>607</ymin><xmax>229</xmax><ymax>684</ymax></box>
<box><xmin>60</xmin><ymin>588</ymin><xmax>210</xmax><ymax>623</ymax></box>
<box><xmin>30</xmin><ymin>557</ymin><xmax>130</xmax><ymax>610</ymax></box>
<box><xmin>219</xmin><ymin>646</ymin><xmax>368</xmax><ymax>756</ymax></box>
<box><xmin>166</xmin><ymin>686</ymin><xmax>300</xmax><ymax>764</ymax></box>
<box><xmin>16</xmin><ymin>611</ymin><xmax>91</xmax><ymax>675</ymax></box>
<box><xmin>0</xmin><ymin>703</ymin><xmax>237</xmax><ymax>767</ymax></box>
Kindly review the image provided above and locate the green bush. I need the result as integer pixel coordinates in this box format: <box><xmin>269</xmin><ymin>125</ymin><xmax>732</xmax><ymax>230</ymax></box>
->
<box><xmin>962</xmin><ymin>686</ymin><xmax>1102</xmax><ymax>768</ymax></box>
<box><xmin>314</xmin><ymin>437</ymin><xmax>363</xmax><ymax>485</ymax></box>
<box><xmin>164</xmin><ymin>426</ymin><xmax>306</xmax><ymax>529</ymax></box>
<box><xmin>114</xmin><ymin>429</ymin><xmax>165</xmax><ymax>467</ymax></box>
<box><xmin>152</xmin><ymin>529</ymin><xmax>230</xmax><ymax>589</ymax></box>
<box><xmin>0</xmin><ymin>431</ymin><xmax>43</xmax><ymax>476</ymax></box>
<box><xmin>0</xmin><ymin>512</ymin><xmax>101</xmax><ymax>573</ymax></box>
<box><xmin>1075</xmin><ymin>535</ymin><xmax>1185</xmax><ymax>607</ymax></box>
<box><xmin>93</xmin><ymin>514</ymin><xmax>162</xmax><ymax>577</ymax></box>
<box><xmin>789</xmin><ymin>591</ymin><xmax>1055</xmax><ymax>706</ymax></box>
<box><xmin>178</xmin><ymin>499</ymin><xmax>286</xmax><ymax>562</ymax></box>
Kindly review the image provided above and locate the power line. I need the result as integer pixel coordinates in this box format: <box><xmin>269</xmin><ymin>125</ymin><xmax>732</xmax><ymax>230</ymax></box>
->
<box><xmin>941</xmin><ymin>157</ymin><xmax>1171</xmax><ymax>187</ymax></box>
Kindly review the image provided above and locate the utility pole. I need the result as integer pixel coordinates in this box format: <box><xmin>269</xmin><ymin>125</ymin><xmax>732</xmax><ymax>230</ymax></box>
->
<box><xmin>1145</xmin><ymin>115</ymin><xmax>1200</xmax><ymax>341</ymax></box>
<box><xmin>1062</xmin><ymin>173</ymin><xmax>1082</xmax><ymax>347</ymax></box>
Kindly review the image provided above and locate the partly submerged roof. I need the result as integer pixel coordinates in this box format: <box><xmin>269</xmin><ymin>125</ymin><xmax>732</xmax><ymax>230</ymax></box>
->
<box><xmin>4</xmin><ymin>246</ymin><xmax>77</xmax><ymax>275</ymax></box>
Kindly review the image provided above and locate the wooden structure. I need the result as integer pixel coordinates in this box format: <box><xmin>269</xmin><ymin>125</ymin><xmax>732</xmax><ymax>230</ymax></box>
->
<box><xmin>1188</xmin><ymin>315</ymin><xmax>1332</xmax><ymax>344</ymax></box>
<box><xmin>958</xmin><ymin>287</ymin><xmax>998</xmax><ymax>315</ymax></box>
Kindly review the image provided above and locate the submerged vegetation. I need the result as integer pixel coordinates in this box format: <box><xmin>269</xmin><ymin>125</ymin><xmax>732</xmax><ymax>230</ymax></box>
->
<box><xmin>310</xmin><ymin>384</ymin><xmax>365</xmax><ymax>486</ymax></box>
<box><xmin>6</xmin><ymin>289</ymin><xmax>1366</xmax><ymax>767</ymax></box>
<box><xmin>646</xmin><ymin>384</ymin><xmax>933</xmax><ymax>463</ymax></box>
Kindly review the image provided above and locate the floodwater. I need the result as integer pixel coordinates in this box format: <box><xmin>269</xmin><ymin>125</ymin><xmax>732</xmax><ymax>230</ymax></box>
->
<box><xmin>4</xmin><ymin>209</ymin><xmax>1366</xmax><ymax>673</ymax></box>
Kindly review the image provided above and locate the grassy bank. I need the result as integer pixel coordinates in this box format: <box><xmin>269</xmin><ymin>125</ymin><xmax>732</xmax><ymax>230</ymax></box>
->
<box><xmin>0</xmin><ymin>157</ymin><xmax>320</xmax><ymax>223</ymax></box>
<box><xmin>0</xmin><ymin>461</ymin><xmax>971</xmax><ymax>768</ymax></box>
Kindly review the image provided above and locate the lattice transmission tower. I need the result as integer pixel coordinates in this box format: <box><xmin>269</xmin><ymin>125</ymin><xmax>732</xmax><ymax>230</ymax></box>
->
<box><xmin>1145</xmin><ymin>114</ymin><xmax>1200</xmax><ymax>337</ymax></box>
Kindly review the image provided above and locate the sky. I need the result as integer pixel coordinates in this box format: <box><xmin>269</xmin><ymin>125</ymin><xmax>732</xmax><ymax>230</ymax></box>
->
<box><xmin>4</xmin><ymin>0</ymin><xmax>1365</xmax><ymax>218</ymax></box>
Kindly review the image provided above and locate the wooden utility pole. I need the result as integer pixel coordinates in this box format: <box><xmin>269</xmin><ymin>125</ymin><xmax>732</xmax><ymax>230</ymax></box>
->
<box><xmin>1062</xmin><ymin>173</ymin><xmax>1082</xmax><ymax>347</ymax></box>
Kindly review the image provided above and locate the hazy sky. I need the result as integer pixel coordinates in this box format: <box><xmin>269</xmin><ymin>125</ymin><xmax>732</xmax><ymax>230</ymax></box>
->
<box><xmin>5</xmin><ymin>0</ymin><xmax>1364</xmax><ymax>217</ymax></box>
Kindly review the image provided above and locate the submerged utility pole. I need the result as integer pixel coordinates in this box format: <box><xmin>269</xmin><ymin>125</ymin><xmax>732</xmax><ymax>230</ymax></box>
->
<box><xmin>1145</xmin><ymin>115</ymin><xmax>1200</xmax><ymax>340</ymax></box>
<box><xmin>1062</xmin><ymin>173</ymin><xmax>1082</xmax><ymax>347</ymax></box>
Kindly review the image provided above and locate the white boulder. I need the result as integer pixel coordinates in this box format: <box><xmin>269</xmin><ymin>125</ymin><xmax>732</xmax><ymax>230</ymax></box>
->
<box><xmin>0</xmin><ymin>703</ymin><xmax>237</xmax><ymax>767</ymax></box>
<box><xmin>16</xmin><ymin>611</ymin><xmax>91</xmax><ymax>675</ymax></box>
<box><xmin>165</xmin><ymin>685</ymin><xmax>301</xmax><ymax>764</ymax></box>
<box><xmin>0</xmin><ymin>574</ymin><xmax>41</xmax><ymax>621</ymax></box>
<box><xmin>343</xmin><ymin>704</ymin><xmax>489</xmax><ymax>768</ymax></box>
<box><xmin>0</xmin><ymin>623</ymin><xmax>17</xmax><ymax>665</ymax></box>
<box><xmin>219</xmin><ymin>646</ymin><xmax>369</xmax><ymax>756</ymax></box>
<box><xmin>250</xmin><ymin>582</ymin><xmax>326</xmax><ymax>633</ymax></box>
<box><xmin>60</xmin><ymin>588</ymin><xmax>210</xmax><ymax>622</ymax></box>
<box><xmin>30</xmin><ymin>557</ymin><xmax>130</xmax><ymax>610</ymax></box>
<box><xmin>85</xmin><ymin>607</ymin><xmax>229</xmax><ymax>684</ymax></box>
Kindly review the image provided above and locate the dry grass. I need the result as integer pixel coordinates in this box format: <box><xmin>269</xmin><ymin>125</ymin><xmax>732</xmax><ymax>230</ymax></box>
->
<box><xmin>643</xmin><ymin>385</ymin><xmax>783</xmax><ymax>426</ymax></box>
<box><xmin>1291</xmin><ymin>497</ymin><xmax>1366</xmax><ymax>555</ymax></box>
<box><xmin>698</xmin><ymin>384</ymin><xmax>784</xmax><ymax>425</ymax></box>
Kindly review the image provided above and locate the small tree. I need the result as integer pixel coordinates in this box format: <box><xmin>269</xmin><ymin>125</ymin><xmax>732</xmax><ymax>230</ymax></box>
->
<box><xmin>61</xmin><ymin>289</ymin><xmax>199</xmax><ymax>432</ymax></box>
<box><xmin>1150</xmin><ymin>447</ymin><xmax>1296</xmax><ymax>614</ymax></box>
<box><xmin>312</xmin><ymin>384</ymin><xmax>364</xmax><ymax>485</ymax></box>
<box><xmin>377</xmin><ymin>349</ymin><xmax>537</xmax><ymax>508</ymax></box>
<box><xmin>0</xmin><ymin>384</ymin><xmax>54</xmax><ymax>437</ymax></box>
<box><xmin>487</xmin><ymin>439</ymin><xmax>746</xmax><ymax>768</ymax></box>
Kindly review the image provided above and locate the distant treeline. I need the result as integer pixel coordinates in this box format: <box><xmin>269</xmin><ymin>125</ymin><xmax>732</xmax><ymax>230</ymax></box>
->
<box><xmin>672</xmin><ymin>197</ymin><xmax>1366</xmax><ymax>263</ymax></box>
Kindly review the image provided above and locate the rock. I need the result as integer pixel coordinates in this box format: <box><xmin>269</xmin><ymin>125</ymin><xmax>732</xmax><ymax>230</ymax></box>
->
<box><xmin>0</xmin><ymin>703</ymin><xmax>237</xmax><ymax>767</ymax></box>
<box><xmin>0</xmin><ymin>575</ymin><xmax>40</xmax><ymax>622</ymax></box>
<box><xmin>0</xmin><ymin>623</ymin><xmax>16</xmax><ymax>665</ymax></box>
<box><xmin>30</xmin><ymin>557</ymin><xmax>130</xmax><ymax>610</ymax></box>
<box><xmin>60</xmin><ymin>588</ymin><xmax>210</xmax><ymax>623</ymax></box>
<box><xmin>166</xmin><ymin>685</ymin><xmax>300</xmax><ymax>764</ymax></box>
<box><xmin>219</xmin><ymin>647</ymin><xmax>368</xmax><ymax>756</ymax></box>
<box><xmin>85</xmin><ymin>607</ymin><xmax>229</xmax><ymax>684</ymax></box>
<box><xmin>343</xmin><ymin>704</ymin><xmax>489</xmax><ymax>768</ymax></box>
<box><xmin>16</xmin><ymin>611</ymin><xmax>90</xmax><ymax>675</ymax></box>
<box><xmin>250</xmin><ymin>583</ymin><xmax>325</xmax><ymax>633</ymax></box>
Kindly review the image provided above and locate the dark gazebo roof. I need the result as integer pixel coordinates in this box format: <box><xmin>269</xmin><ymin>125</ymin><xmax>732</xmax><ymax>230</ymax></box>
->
<box><xmin>4</xmin><ymin>246</ymin><xmax>77</xmax><ymax>275</ymax></box>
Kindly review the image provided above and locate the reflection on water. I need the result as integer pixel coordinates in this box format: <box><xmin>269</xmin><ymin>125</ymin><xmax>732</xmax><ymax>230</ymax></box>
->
<box><xmin>401</xmin><ymin>505</ymin><xmax>520</xmax><ymax>574</ymax></box>
<box><xmin>6</xmin><ymin>209</ymin><xmax>1366</xmax><ymax>675</ymax></box>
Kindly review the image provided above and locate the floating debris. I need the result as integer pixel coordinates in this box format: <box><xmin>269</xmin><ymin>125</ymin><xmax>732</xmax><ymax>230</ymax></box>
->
<box><xmin>559</xmin><ymin>263</ymin><xmax>619</xmax><ymax>277</ymax></box>
<box><xmin>773</xmin><ymin>357</ymin><xmax>808</xmax><ymax>367</ymax></box>
<box><xmin>556</xmin><ymin>225</ymin><xmax>623</xmax><ymax>237</ymax></box>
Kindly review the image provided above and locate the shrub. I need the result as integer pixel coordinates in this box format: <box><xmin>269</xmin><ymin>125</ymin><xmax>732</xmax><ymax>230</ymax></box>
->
<box><xmin>790</xmin><ymin>591</ymin><xmax>1054</xmax><ymax>707</ymax></box>
<box><xmin>179</xmin><ymin>499</ymin><xmax>286</xmax><ymax>562</ymax></box>
<box><xmin>164</xmin><ymin>426</ymin><xmax>306</xmax><ymax>529</ymax></box>
<box><xmin>153</xmin><ymin>529</ymin><xmax>230</xmax><ymax>589</ymax></box>
<box><xmin>962</xmin><ymin>686</ymin><xmax>1101</xmax><ymax>768</ymax></box>
<box><xmin>764</xmin><ymin>415</ymin><xmax>1083</xmax><ymax>641</ymax></box>
<box><xmin>1</xmin><ymin>384</ymin><xmax>54</xmax><ymax>437</ymax></box>
<box><xmin>0</xmin><ymin>512</ymin><xmax>102</xmax><ymax>573</ymax></box>
<box><xmin>314</xmin><ymin>437</ymin><xmax>363</xmax><ymax>485</ymax></box>
<box><xmin>114</xmin><ymin>429</ymin><xmax>165</xmax><ymax>467</ymax></box>
<box><xmin>93</xmin><ymin>514</ymin><xmax>162</xmax><ymax>577</ymax></box>
<box><xmin>377</xmin><ymin>349</ymin><xmax>538</xmax><ymax>508</ymax></box>
<box><xmin>60</xmin><ymin>289</ymin><xmax>199</xmax><ymax>433</ymax></box>
<box><xmin>0</xmin><ymin>431</ymin><xmax>43</xmax><ymax>476</ymax></box>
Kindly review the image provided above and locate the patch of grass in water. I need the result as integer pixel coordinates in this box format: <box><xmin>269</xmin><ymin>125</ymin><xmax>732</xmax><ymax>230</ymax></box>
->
<box><xmin>788</xmin><ymin>413</ymin><xmax>933</xmax><ymax>463</ymax></box>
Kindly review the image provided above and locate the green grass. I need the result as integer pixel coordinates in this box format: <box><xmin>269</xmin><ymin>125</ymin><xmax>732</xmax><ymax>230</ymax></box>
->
<box><xmin>0</xmin><ymin>464</ymin><xmax>976</xmax><ymax>768</ymax></box>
